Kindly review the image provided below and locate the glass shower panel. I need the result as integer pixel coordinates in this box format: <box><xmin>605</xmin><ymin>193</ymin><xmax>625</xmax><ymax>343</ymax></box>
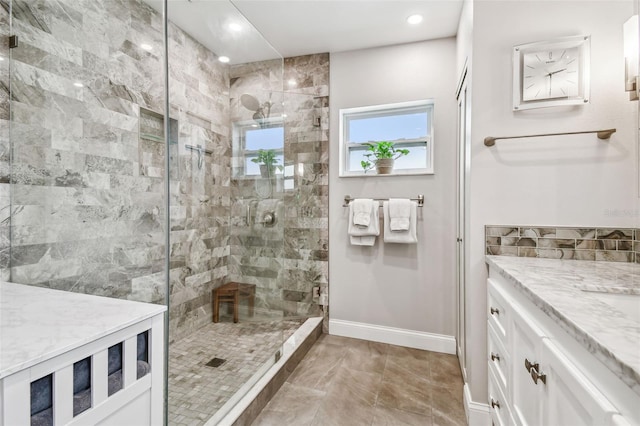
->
<box><xmin>230</xmin><ymin>58</ymin><xmax>286</xmax><ymax>321</ymax></box>
<box><xmin>280</xmin><ymin>90</ymin><xmax>329</xmax><ymax>321</ymax></box>
<box><xmin>6</xmin><ymin>0</ymin><xmax>167</xmax><ymax>306</ymax></box>
<box><xmin>0</xmin><ymin>3</ymin><xmax>9</xmax><ymax>282</ymax></box>
<box><xmin>162</xmin><ymin>1</ymin><xmax>288</xmax><ymax>423</ymax></box>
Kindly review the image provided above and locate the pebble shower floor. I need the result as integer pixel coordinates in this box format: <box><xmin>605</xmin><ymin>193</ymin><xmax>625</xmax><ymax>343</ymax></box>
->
<box><xmin>168</xmin><ymin>317</ymin><xmax>305</xmax><ymax>425</ymax></box>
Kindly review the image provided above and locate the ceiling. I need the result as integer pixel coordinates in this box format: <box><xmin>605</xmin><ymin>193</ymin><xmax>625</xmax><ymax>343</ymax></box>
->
<box><xmin>146</xmin><ymin>0</ymin><xmax>464</xmax><ymax>64</ymax></box>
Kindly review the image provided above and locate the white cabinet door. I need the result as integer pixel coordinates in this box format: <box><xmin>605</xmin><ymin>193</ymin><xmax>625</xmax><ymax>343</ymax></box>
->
<box><xmin>541</xmin><ymin>339</ymin><xmax>618</xmax><ymax>425</ymax></box>
<box><xmin>510</xmin><ymin>307</ymin><xmax>546</xmax><ymax>426</ymax></box>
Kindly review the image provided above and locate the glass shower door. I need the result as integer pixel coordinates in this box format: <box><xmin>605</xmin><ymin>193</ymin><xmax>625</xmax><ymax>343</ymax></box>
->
<box><xmin>5</xmin><ymin>0</ymin><xmax>168</xmax><ymax>304</ymax></box>
<box><xmin>164</xmin><ymin>1</ymin><xmax>288</xmax><ymax>424</ymax></box>
<box><xmin>0</xmin><ymin>2</ymin><xmax>9</xmax><ymax>282</ymax></box>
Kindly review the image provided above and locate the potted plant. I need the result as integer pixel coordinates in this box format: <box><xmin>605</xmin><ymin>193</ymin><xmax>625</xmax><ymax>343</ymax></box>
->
<box><xmin>360</xmin><ymin>141</ymin><xmax>410</xmax><ymax>174</ymax></box>
<box><xmin>251</xmin><ymin>149</ymin><xmax>282</xmax><ymax>177</ymax></box>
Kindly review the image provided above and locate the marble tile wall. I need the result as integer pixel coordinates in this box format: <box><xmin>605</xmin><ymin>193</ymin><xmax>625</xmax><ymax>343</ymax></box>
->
<box><xmin>486</xmin><ymin>225</ymin><xmax>640</xmax><ymax>263</ymax></box>
<box><xmin>228</xmin><ymin>54</ymin><xmax>329</xmax><ymax>328</ymax></box>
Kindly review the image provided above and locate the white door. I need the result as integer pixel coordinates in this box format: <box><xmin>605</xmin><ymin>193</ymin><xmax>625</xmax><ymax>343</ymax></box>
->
<box><xmin>455</xmin><ymin>65</ymin><xmax>470</xmax><ymax>378</ymax></box>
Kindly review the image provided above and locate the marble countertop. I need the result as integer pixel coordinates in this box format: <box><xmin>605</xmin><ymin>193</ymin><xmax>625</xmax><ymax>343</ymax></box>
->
<box><xmin>485</xmin><ymin>256</ymin><xmax>640</xmax><ymax>396</ymax></box>
<box><xmin>0</xmin><ymin>282</ymin><xmax>166</xmax><ymax>379</ymax></box>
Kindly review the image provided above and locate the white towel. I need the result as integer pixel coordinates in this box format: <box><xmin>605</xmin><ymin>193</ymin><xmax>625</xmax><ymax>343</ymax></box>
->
<box><xmin>383</xmin><ymin>201</ymin><xmax>417</xmax><ymax>244</ymax></box>
<box><xmin>352</xmin><ymin>198</ymin><xmax>373</xmax><ymax>227</ymax></box>
<box><xmin>388</xmin><ymin>198</ymin><xmax>411</xmax><ymax>231</ymax></box>
<box><xmin>348</xmin><ymin>201</ymin><xmax>379</xmax><ymax>246</ymax></box>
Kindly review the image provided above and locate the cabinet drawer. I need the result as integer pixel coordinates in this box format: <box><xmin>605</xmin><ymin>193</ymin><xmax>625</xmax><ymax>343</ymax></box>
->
<box><xmin>489</xmin><ymin>365</ymin><xmax>514</xmax><ymax>426</ymax></box>
<box><xmin>488</xmin><ymin>322</ymin><xmax>509</xmax><ymax>393</ymax></box>
<box><xmin>487</xmin><ymin>278</ymin><xmax>509</xmax><ymax>343</ymax></box>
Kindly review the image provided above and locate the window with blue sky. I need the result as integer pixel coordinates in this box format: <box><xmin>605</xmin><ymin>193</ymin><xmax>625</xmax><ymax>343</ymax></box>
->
<box><xmin>340</xmin><ymin>100</ymin><xmax>434</xmax><ymax>176</ymax></box>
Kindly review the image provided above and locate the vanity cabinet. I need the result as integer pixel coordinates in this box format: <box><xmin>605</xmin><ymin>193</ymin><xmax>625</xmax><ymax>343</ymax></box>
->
<box><xmin>487</xmin><ymin>271</ymin><xmax>637</xmax><ymax>426</ymax></box>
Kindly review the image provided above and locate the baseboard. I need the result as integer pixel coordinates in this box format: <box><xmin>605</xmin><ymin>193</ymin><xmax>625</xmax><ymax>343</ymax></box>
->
<box><xmin>329</xmin><ymin>319</ymin><xmax>456</xmax><ymax>354</ymax></box>
<box><xmin>463</xmin><ymin>383</ymin><xmax>491</xmax><ymax>426</ymax></box>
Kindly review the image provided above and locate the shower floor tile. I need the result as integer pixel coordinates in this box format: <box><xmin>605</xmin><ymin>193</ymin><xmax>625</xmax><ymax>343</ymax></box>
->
<box><xmin>168</xmin><ymin>317</ymin><xmax>304</xmax><ymax>426</ymax></box>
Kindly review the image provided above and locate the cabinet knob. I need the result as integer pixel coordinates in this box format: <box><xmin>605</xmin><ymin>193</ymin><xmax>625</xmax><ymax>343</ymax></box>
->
<box><xmin>490</xmin><ymin>307</ymin><xmax>500</xmax><ymax>315</ymax></box>
<box><xmin>531</xmin><ymin>367</ymin><xmax>547</xmax><ymax>385</ymax></box>
<box><xmin>524</xmin><ymin>358</ymin><xmax>538</xmax><ymax>373</ymax></box>
<box><xmin>490</xmin><ymin>352</ymin><xmax>500</xmax><ymax>362</ymax></box>
<box><xmin>491</xmin><ymin>399</ymin><xmax>501</xmax><ymax>409</ymax></box>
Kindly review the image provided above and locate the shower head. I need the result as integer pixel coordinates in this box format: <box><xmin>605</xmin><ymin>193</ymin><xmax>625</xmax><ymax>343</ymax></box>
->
<box><xmin>241</xmin><ymin>93</ymin><xmax>272</xmax><ymax>128</ymax></box>
<box><xmin>240</xmin><ymin>94</ymin><xmax>260</xmax><ymax>111</ymax></box>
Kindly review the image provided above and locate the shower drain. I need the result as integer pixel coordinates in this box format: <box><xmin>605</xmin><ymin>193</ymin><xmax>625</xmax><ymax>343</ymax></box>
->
<box><xmin>205</xmin><ymin>357</ymin><xmax>226</xmax><ymax>368</ymax></box>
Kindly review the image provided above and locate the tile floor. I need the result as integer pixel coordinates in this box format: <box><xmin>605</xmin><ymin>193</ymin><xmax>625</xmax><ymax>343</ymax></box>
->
<box><xmin>252</xmin><ymin>334</ymin><xmax>466</xmax><ymax>426</ymax></box>
<box><xmin>168</xmin><ymin>317</ymin><xmax>305</xmax><ymax>425</ymax></box>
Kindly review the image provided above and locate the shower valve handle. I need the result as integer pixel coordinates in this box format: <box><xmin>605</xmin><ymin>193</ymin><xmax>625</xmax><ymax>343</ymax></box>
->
<box><xmin>263</xmin><ymin>213</ymin><xmax>275</xmax><ymax>225</ymax></box>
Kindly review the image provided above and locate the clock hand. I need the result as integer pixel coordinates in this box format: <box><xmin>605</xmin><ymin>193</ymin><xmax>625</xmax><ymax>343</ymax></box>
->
<box><xmin>546</xmin><ymin>68</ymin><xmax>567</xmax><ymax>77</ymax></box>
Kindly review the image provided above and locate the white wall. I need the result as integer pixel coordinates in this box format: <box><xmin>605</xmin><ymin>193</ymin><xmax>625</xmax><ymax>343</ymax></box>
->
<box><xmin>456</xmin><ymin>0</ymin><xmax>473</xmax><ymax>83</ymax></box>
<box><xmin>329</xmin><ymin>39</ymin><xmax>458</xmax><ymax>341</ymax></box>
<box><xmin>465</xmin><ymin>0</ymin><xmax>637</xmax><ymax>406</ymax></box>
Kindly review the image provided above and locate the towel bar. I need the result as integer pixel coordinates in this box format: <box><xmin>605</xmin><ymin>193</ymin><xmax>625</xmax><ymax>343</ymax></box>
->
<box><xmin>343</xmin><ymin>195</ymin><xmax>424</xmax><ymax>207</ymax></box>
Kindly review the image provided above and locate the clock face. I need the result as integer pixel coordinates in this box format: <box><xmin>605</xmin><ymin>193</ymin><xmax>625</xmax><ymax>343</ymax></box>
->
<box><xmin>522</xmin><ymin>47</ymin><xmax>580</xmax><ymax>101</ymax></box>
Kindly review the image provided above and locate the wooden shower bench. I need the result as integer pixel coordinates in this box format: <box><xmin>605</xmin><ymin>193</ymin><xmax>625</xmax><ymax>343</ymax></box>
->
<box><xmin>212</xmin><ymin>282</ymin><xmax>256</xmax><ymax>323</ymax></box>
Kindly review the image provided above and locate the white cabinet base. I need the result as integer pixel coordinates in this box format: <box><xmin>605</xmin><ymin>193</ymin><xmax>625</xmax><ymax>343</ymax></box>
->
<box><xmin>487</xmin><ymin>268</ymin><xmax>638</xmax><ymax>426</ymax></box>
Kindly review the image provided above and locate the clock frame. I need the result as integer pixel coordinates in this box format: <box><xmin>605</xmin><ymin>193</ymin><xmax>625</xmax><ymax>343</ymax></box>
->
<box><xmin>513</xmin><ymin>35</ymin><xmax>591</xmax><ymax>111</ymax></box>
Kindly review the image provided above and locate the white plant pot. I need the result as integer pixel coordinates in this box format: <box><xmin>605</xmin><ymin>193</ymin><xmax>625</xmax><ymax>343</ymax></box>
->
<box><xmin>375</xmin><ymin>158</ymin><xmax>394</xmax><ymax>174</ymax></box>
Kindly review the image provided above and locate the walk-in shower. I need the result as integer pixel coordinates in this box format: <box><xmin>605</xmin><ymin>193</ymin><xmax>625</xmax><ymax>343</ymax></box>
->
<box><xmin>1</xmin><ymin>0</ymin><xmax>328</xmax><ymax>424</ymax></box>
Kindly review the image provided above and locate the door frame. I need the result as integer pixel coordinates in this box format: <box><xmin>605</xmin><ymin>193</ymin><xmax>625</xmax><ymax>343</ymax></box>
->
<box><xmin>455</xmin><ymin>60</ymin><xmax>470</xmax><ymax>381</ymax></box>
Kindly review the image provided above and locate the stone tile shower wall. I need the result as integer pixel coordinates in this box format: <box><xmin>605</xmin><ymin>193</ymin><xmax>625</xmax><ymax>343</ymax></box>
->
<box><xmin>486</xmin><ymin>225</ymin><xmax>640</xmax><ymax>263</ymax></box>
<box><xmin>228</xmin><ymin>54</ymin><xmax>329</xmax><ymax>325</ymax></box>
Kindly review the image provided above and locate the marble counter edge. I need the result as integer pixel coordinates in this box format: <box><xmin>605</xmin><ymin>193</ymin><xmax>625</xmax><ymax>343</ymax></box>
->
<box><xmin>485</xmin><ymin>256</ymin><xmax>640</xmax><ymax>397</ymax></box>
<box><xmin>0</xmin><ymin>282</ymin><xmax>167</xmax><ymax>379</ymax></box>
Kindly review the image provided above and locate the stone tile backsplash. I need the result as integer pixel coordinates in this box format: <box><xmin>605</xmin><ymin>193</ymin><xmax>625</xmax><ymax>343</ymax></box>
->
<box><xmin>485</xmin><ymin>226</ymin><xmax>639</xmax><ymax>263</ymax></box>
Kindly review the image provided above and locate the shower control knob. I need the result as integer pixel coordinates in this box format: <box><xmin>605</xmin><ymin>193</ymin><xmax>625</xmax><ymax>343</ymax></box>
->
<box><xmin>263</xmin><ymin>213</ymin><xmax>275</xmax><ymax>225</ymax></box>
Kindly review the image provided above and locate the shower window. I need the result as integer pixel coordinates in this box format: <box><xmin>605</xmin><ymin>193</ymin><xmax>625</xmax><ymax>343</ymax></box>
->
<box><xmin>233</xmin><ymin>119</ymin><xmax>284</xmax><ymax>177</ymax></box>
<box><xmin>339</xmin><ymin>99</ymin><xmax>434</xmax><ymax>176</ymax></box>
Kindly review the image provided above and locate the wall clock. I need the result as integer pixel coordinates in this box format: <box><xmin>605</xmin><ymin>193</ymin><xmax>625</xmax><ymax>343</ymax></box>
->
<box><xmin>513</xmin><ymin>35</ymin><xmax>590</xmax><ymax>110</ymax></box>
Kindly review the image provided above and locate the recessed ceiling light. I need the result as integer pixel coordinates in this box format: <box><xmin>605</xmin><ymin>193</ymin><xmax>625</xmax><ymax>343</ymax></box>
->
<box><xmin>228</xmin><ymin>23</ymin><xmax>242</xmax><ymax>32</ymax></box>
<box><xmin>140</xmin><ymin>43</ymin><xmax>153</xmax><ymax>51</ymax></box>
<box><xmin>218</xmin><ymin>56</ymin><xmax>230</xmax><ymax>63</ymax></box>
<box><xmin>73</xmin><ymin>82</ymin><xmax>84</xmax><ymax>88</ymax></box>
<box><xmin>288</xmin><ymin>79</ymin><xmax>297</xmax><ymax>86</ymax></box>
<box><xmin>407</xmin><ymin>14</ymin><xmax>423</xmax><ymax>25</ymax></box>
<box><xmin>0</xmin><ymin>56</ymin><xmax>4</xmax><ymax>61</ymax></box>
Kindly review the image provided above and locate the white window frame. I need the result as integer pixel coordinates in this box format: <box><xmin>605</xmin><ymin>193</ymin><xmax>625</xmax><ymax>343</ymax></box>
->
<box><xmin>339</xmin><ymin>99</ymin><xmax>434</xmax><ymax>177</ymax></box>
<box><xmin>232</xmin><ymin>117</ymin><xmax>284</xmax><ymax>178</ymax></box>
